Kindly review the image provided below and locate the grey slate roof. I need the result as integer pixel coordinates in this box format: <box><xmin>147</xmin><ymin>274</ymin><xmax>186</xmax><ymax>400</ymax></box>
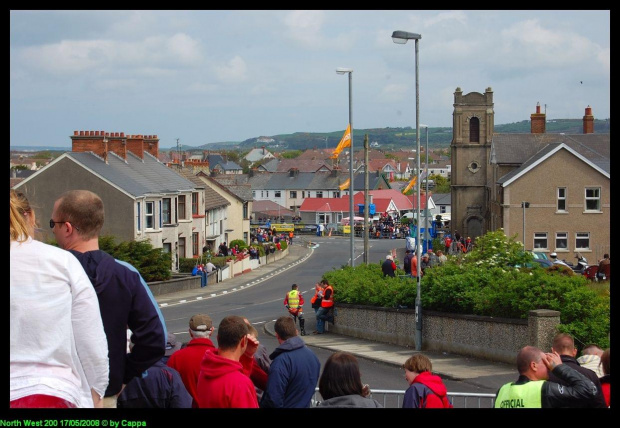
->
<box><xmin>431</xmin><ymin>193</ymin><xmax>451</xmax><ymax>205</ymax></box>
<box><xmin>491</xmin><ymin>133</ymin><xmax>610</xmax><ymax>173</ymax></box>
<box><xmin>209</xmin><ymin>174</ymin><xmax>253</xmax><ymax>201</ymax></box>
<box><xmin>257</xmin><ymin>158</ymin><xmax>279</xmax><ymax>172</ymax></box>
<box><xmin>66</xmin><ymin>151</ymin><xmax>196</xmax><ymax>197</ymax></box>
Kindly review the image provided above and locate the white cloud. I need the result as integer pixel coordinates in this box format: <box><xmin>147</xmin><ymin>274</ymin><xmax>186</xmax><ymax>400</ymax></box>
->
<box><xmin>213</xmin><ymin>55</ymin><xmax>248</xmax><ymax>83</ymax></box>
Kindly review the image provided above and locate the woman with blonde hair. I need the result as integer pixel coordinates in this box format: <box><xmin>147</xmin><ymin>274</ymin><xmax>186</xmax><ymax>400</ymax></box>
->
<box><xmin>10</xmin><ymin>190</ymin><xmax>109</xmax><ymax>408</ymax></box>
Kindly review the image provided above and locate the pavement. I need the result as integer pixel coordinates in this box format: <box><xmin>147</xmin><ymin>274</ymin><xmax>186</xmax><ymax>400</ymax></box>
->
<box><xmin>156</xmin><ymin>239</ymin><xmax>517</xmax><ymax>393</ymax></box>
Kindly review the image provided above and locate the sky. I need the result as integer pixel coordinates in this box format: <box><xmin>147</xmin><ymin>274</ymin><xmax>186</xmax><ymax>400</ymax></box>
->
<box><xmin>10</xmin><ymin>10</ymin><xmax>610</xmax><ymax>148</ymax></box>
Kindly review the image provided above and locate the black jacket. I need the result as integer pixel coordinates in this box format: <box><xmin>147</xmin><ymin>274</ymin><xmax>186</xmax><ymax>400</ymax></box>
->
<box><xmin>547</xmin><ymin>355</ymin><xmax>607</xmax><ymax>407</ymax></box>
<box><xmin>71</xmin><ymin>250</ymin><xmax>166</xmax><ymax>397</ymax></box>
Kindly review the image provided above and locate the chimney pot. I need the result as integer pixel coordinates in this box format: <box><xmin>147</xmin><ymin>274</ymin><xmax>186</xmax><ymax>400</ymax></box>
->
<box><xmin>80</xmin><ymin>131</ymin><xmax>84</xmax><ymax>136</ymax></box>
<box><xmin>120</xmin><ymin>132</ymin><xmax>124</xmax><ymax>137</ymax></box>
<box><xmin>95</xmin><ymin>131</ymin><xmax>100</xmax><ymax>136</ymax></box>
<box><xmin>74</xmin><ymin>131</ymin><xmax>79</xmax><ymax>136</ymax></box>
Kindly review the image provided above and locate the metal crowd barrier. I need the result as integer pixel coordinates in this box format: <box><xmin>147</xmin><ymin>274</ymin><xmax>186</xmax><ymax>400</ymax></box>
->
<box><xmin>312</xmin><ymin>388</ymin><xmax>496</xmax><ymax>408</ymax></box>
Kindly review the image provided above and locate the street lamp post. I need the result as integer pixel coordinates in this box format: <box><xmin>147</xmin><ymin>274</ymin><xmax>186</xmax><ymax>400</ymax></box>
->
<box><xmin>420</xmin><ymin>124</ymin><xmax>429</xmax><ymax>252</ymax></box>
<box><xmin>392</xmin><ymin>30</ymin><xmax>423</xmax><ymax>351</ymax></box>
<box><xmin>337</xmin><ymin>67</ymin><xmax>355</xmax><ymax>267</ymax></box>
<box><xmin>521</xmin><ymin>201</ymin><xmax>530</xmax><ymax>251</ymax></box>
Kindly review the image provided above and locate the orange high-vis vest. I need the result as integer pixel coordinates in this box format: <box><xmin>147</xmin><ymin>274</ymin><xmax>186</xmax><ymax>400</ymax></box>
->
<box><xmin>321</xmin><ymin>285</ymin><xmax>334</xmax><ymax>308</ymax></box>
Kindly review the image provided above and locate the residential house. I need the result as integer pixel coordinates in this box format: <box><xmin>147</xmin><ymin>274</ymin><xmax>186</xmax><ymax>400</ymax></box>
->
<box><xmin>200</xmin><ymin>173</ymin><xmax>253</xmax><ymax>246</ymax></box>
<box><xmin>207</xmin><ymin>153</ymin><xmax>243</xmax><ymax>175</ymax></box>
<box><xmin>245</xmin><ymin>146</ymin><xmax>275</xmax><ymax>163</ymax></box>
<box><xmin>430</xmin><ymin>193</ymin><xmax>451</xmax><ymax>219</ymax></box>
<box><xmin>13</xmin><ymin>130</ymin><xmax>204</xmax><ymax>271</ymax></box>
<box><xmin>450</xmin><ymin>85</ymin><xmax>609</xmax><ymax>261</ymax></box>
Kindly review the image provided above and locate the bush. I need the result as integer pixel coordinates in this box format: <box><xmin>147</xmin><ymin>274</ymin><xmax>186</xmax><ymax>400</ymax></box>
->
<box><xmin>325</xmin><ymin>229</ymin><xmax>610</xmax><ymax>348</ymax></box>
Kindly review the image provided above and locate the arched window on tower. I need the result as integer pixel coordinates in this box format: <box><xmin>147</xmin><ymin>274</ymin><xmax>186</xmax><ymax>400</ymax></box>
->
<box><xmin>469</xmin><ymin>117</ymin><xmax>480</xmax><ymax>143</ymax></box>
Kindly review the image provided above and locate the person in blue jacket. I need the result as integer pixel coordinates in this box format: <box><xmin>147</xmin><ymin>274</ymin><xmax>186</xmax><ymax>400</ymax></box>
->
<box><xmin>260</xmin><ymin>316</ymin><xmax>320</xmax><ymax>408</ymax></box>
<box><xmin>118</xmin><ymin>333</ymin><xmax>192</xmax><ymax>408</ymax></box>
<box><xmin>52</xmin><ymin>190</ymin><xmax>167</xmax><ymax>408</ymax></box>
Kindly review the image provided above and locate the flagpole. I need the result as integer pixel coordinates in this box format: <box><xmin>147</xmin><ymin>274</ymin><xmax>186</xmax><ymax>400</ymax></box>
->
<box><xmin>337</xmin><ymin>68</ymin><xmax>354</xmax><ymax>267</ymax></box>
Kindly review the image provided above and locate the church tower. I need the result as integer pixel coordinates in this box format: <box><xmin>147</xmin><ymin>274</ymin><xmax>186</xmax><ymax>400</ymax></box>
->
<box><xmin>450</xmin><ymin>87</ymin><xmax>494</xmax><ymax>242</ymax></box>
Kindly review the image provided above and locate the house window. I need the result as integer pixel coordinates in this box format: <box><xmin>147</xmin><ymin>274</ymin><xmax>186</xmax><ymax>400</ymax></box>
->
<box><xmin>163</xmin><ymin>242</ymin><xmax>171</xmax><ymax>254</ymax></box>
<box><xmin>290</xmin><ymin>191</ymin><xmax>297</xmax><ymax>199</ymax></box>
<box><xmin>137</xmin><ymin>202</ymin><xmax>141</xmax><ymax>231</ymax></box>
<box><xmin>333</xmin><ymin>191</ymin><xmax>340</xmax><ymax>198</ymax></box>
<box><xmin>316</xmin><ymin>191</ymin><xmax>323</xmax><ymax>198</ymax></box>
<box><xmin>178</xmin><ymin>237</ymin><xmax>186</xmax><ymax>258</ymax></box>
<box><xmin>192</xmin><ymin>193</ymin><xmax>198</xmax><ymax>215</ymax></box>
<box><xmin>243</xmin><ymin>232</ymin><xmax>248</xmax><ymax>244</ymax></box>
<box><xmin>163</xmin><ymin>198</ymin><xmax>171</xmax><ymax>224</ymax></box>
<box><xmin>302</xmin><ymin>191</ymin><xmax>306</xmax><ymax>198</ymax></box>
<box><xmin>575</xmin><ymin>233</ymin><xmax>590</xmax><ymax>250</ymax></box>
<box><xmin>555</xmin><ymin>232</ymin><xmax>568</xmax><ymax>251</ymax></box>
<box><xmin>440</xmin><ymin>206</ymin><xmax>447</xmax><ymax>214</ymax></box>
<box><xmin>585</xmin><ymin>187</ymin><xmax>600</xmax><ymax>211</ymax></box>
<box><xmin>266</xmin><ymin>191</ymin><xmax>269</xmax><ymax>198</ymax></box>
<box><xmin>253</xmin><ymin>190</ymin><xmax>256</xmax><ymax>198</ymax></box>
<box><xmin>533</xmin><ymin>233</ymin><xmax>548</xmax><ymax>250</ymax></box>
<box><xmin>243</xmin><ymin>202</ymin><xmax>248</xmax><ymax>219</ymax></box>
<box><xmin>192</xmin><ymin>232</ymin><xmax>199</xmax><ymax>257</ymax></box>
<box><xmin>557</xmin><ymin>187</ymin><xmax>566</xmax><ymax>212</ymax></box>
<box><xmin>146</xmin><ymin>202</ymin><xmax>154</xmax><ymax>229</ymax></box>
<box><xmin>178</xmin><ymin>195</ymin><xmax>186</xmax><ymax>220</ymax></box>
<box><xmin>275</xmin><ymin>191</ymin><xmax>281</xmax><ymax>198</ymax></box>
<box><xmin>469</xmin><ymin>117</ymin><xmax>480</xmax><ymax>143</ymax></box>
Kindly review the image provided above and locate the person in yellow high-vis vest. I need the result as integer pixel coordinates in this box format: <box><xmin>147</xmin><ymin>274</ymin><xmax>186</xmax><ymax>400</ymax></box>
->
<box><xmin>284</xmin><ymin>284</ymin><xmax>306</xmax><ymax>336</ymax></box>
<box><xmin>494</xmin><ymin>346</ymin><xmax>600</xmax><ymax>408</ymax></box>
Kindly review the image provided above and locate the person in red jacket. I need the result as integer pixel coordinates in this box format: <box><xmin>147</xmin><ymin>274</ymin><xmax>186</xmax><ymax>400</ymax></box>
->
<box><xmin>402</xmin><ymin>354</ymin><xmax>453</xmax><ymax>408</ymax></box>
<box><xmin>167</xmin><ymin>314</ymin><xmax>216</xmax><ymax>408</ymax></box>
<box><xmin>196</xmin><ymin>315</ymin><xmax>259</xmax><ymax>408</ymax></box>
<box><xmin>599</xmin><ymin>348</ymin><xmax>610</xmax><ymax>407</ymax></box>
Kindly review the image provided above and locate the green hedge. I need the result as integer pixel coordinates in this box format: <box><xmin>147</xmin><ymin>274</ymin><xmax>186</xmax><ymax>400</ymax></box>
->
<box><xmin>323</xmin><ymin>229</ymin><xmax>610</xmax><ymax>349</ymax></box>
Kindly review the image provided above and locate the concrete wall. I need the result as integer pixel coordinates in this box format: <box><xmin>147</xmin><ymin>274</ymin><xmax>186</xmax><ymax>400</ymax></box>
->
<box><xmin>149</xmin><ymin>247</ymin><xmax>288</xmax><ymax>296</ymax></box>
<box><xmin>330</xmin><ymin>304</ymin><xmax>560</xmax><ymax>365</ymax></box>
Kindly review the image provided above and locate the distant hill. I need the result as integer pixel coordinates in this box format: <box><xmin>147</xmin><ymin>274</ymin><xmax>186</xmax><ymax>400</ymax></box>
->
<box><xmin>10</xmin><ymin>118</ymin><xmax>610</xmax><ymax>153</ymax></box>
<box><xmin>175</xmin><ymin>118</ymin><xmax>610</xmax><ymax>152</ymax></box>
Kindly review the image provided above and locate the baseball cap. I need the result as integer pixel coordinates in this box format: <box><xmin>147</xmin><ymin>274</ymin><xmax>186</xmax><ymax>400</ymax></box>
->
<box><xmin>165</xmin><ymin>333</ymin><xmax>182</xmax><ymax>356</ymax></box>
<box><xmin>189</xmin><ymin>314</ymin><xmax>213</xmax><ymax>332</ymax></box>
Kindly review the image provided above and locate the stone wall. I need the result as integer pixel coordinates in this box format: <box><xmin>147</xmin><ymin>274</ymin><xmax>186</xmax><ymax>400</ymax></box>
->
<box><xmin>330</xmin><ymin>304</ymin><xmax>560</xmax><ymax>365</ymax></box>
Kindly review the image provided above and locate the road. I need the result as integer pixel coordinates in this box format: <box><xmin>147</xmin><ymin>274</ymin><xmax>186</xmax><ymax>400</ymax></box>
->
<box><xmin>158</xmin><ymin>236</ymin><xmax>500</xmax><ymax>403</ymax></box>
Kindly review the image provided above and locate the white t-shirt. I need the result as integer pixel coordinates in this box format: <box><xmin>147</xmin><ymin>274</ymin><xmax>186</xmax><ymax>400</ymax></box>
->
<box><xmin>10</xmin><ymin>237</ymin><xmax>109</xmax><ymax>407</ymax></box>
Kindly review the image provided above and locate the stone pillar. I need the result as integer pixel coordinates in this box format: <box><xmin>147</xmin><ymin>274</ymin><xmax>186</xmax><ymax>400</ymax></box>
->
<box><xmin>528</xmin><ymin>309</ymin><xmax>561</xmax><ymax>350</ymax></box>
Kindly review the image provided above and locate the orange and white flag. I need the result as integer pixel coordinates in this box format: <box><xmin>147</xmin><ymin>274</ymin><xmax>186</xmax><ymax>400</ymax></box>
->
<box><xmin>339</xmin><ymin>177</ymin><xmax>351</xmax><ymax>190</ymax></box>
<box><xmin>330</xmin><ymin>124</ymin><xmax>352</xmax><ymax>159</ymax></box>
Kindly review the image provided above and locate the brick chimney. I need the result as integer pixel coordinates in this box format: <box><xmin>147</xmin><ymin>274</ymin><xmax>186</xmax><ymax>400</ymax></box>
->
<box><xmin>530</xmin><ymin>102</ymin><xmax>546</xmax><ymax>134</ymax></box>
<box><xmin>71</xmin><ymin>131</ymin><xmax>159</xmax><ymax>161</ymax></box>
<box><xmin>583</xmin><ymin>106</ymin><xmax>594</xmax><ymax>134</ymax></box>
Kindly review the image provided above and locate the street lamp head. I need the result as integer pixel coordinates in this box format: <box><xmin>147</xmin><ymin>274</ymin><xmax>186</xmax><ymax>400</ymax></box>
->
<box><xmin>336</xmin><ymin>67</ymin><xmax>353</xmax><ymax>74</ymax></box>
<box><xmin>391</xmin><ymin>30</ymin><xmax>421</xmax><ymax>44</ymax></box>
<box><xmin>419</xmin><ymin>124</ymin><xmax>429</xmax><ymax>129</ymax></box>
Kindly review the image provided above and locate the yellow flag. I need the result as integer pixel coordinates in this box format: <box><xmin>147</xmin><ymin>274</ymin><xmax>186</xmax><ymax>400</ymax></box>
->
<box><xmin>402</xmin><ymin>175</ymin><xmax>417</xmax><ymax>194</ymax></box>
<box><xmin>339</xmin><ymin>177</ymin><xmax>351</xmax><ymax>190</ymax></box>
<box><xmin>338</xmin><ymin>124</ymin><xmax>351</xmax><ymax>149</ymax></box>
<box><xmin>330</xmin><ymin>124</ymin><xmax>351</xmax><ymax>159</ymax></box>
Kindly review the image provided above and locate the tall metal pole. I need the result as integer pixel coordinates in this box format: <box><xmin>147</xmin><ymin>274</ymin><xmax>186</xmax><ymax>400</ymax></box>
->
<box><xmin>522</xmin><ymin>202</ymin><xmax>526</xmax><ymax>251</ymax></box>
<box><xmin>364</xmin><ymin>134</ymin><xmax>369</xmax><ymax>264</ymax></box>
<box><xmin>348</xmin><ymin>72</ymin><xmax>354</xmax><ymax>267</ymax></box>
<box><xmin>414</xmin><ymin>37</ymin><xmax>421</xmax><ymax>351</ymax></box>
<box><xmin>391</xmin><ymin>30</ymin><xmax>422</xmax><ymax>350</ymax></box>
<box><xmin>424</xmin><ymin>126</ymin><xmax>429</xmax><ymax>253</ymax></box>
